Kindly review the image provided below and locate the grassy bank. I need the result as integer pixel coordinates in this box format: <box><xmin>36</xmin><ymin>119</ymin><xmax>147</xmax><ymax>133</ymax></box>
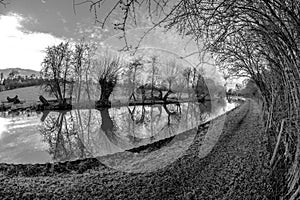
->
<box><xmin>0</xmin><ymin>86</ymin><xmax>51</xmax><ymax>103</ymax></box>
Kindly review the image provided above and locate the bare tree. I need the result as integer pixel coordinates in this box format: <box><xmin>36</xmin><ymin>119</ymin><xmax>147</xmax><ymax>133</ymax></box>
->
<box><xmin>150</xmin><ymin>55</ymin><xmax>158</xmax><ymax>100</ymax></box>
<box><xmin>182</xmin><ymin>67</ymin><xmax>192</xmax><ymax>92</ymax></box>
<box><xmin>127</xmin><ymin>56</ymin><xmax>143</xmax><ymax>101</ymax></box>
<box><xmin>161</xmin><ymin>59</ymin><xmax>180</xmax><ymax>91</ymax></box>
<box><xmin>0</xmin><ymin>72</ymin><xmax>4</xmax><ymax>84</ymax></box>
<box><xmin>95</xmin><ymin>52</ymin><xmax>123</xmax><ymax>107</ymax></box>
<box><xmin>41</xmin><ymin>42</ymin><xmax>73</xmax><ymax>105</ymax></box>
<box><xmin>74</xmin><ymin>0</ymin><xmax>178</xmax><ymax>50</ymax></box>
<box><xmin>73</xmin><ymin>39</ymin><xmax>96</xmax><ymax>103</ymax></box>
<box><xmin>8</xmin><ymin>70</ymin><xmax>19</xmax><ymax>79</ymax></box>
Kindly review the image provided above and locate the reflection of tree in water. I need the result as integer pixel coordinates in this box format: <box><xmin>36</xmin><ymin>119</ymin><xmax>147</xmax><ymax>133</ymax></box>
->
<box><xmin>40</xmin><ymin>108</ymin><xmax>134</xmax><ymax>162</ymax></box>
<box><xmin>181</xmin><ymin>101</ymin><xmax>215</xmax><ymax>129</ymax></box>
<box><xmin>40</xmin><ymin>111</ymin><xmax>90</xmax><ymax>162</ymax></box>
<box><xmin>115</xmin><ymin>105</ymin><xmax>160</xmax><ymax>143</ymax></box>
<box><xmin>188</xmin><ymin>98</ymin><xmax>227</xmax><ymax>122</ymax></box>
<box><xmin>126</xmin><ymin>106</ymin><xmax>149</xmax><ymax>143</ymax></box>
<box><xmin>159</xmin><ymin>104</ymin><xmax>182</xmax><ymax>136</ymax></box>
<box><xmin>163</xmin><ymin>103</ymin><xmax>181</xmax><ymax>128</ymax></box>
<box><xmin>198</xmin><ymin>100</ymin><xmax>212</xmax><ymax>114</ymax></box>
<box><xmin>39</xmin><ymin>99</ymin><xmax>227</xmax><ymax>162</ymax></box>
<box><xmin>116</xmin><ymin>103</ymin><xmax>182</xmax><ymax>141</ymax></box>
<box><xmin>98</xmin><ymin>108</ymin><xmax>130</xmax><ymax>149</ymax></box>
<box><xmin>75</xmin><ymin>108</ymin><xmax>130</xmax><ymax>155</ymax></box>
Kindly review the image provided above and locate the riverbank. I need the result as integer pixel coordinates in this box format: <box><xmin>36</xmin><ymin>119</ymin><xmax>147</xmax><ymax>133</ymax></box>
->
<box><xmin>0</xmin><ymin>99</ymin><xmax>272</xmax><ymax>199</ymax></box>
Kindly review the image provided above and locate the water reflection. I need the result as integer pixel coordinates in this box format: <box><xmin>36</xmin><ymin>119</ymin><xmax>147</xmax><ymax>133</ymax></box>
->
<box><xmin>0</xmin><ymin>117</ymin><xmax>8</xmax><ymax>138</ymax></box>
<box><xmin>38</xmin><ymin>100</ymin><xmax>215</xmax><ymax>162</ymax></box>
<box><xmin>0</xmin><ymin>99</ymin><xmax>237</xmax><ymax>164</ymax></box>
<box><xmin>40</xmin><ymin>111</ymin><xmax>88</xmax><ymax>162</ymax></box>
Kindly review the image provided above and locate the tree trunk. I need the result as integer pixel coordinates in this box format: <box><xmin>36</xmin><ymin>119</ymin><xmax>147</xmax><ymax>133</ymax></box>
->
<box><xmin>97</xmin><ymin>79</ymin><xmax>115</xmax><ymax>107</ymax></box>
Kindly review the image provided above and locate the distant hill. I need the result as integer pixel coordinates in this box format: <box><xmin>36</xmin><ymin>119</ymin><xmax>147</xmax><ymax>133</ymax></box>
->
<box><xmin>0</xmin><ymin>68</ymin><xmax>40</xmax><ymax>78</ymax></box>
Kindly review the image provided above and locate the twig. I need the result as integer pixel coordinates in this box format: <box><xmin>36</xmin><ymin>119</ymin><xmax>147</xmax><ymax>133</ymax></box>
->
<box><xmin>270</xmin><ymin>118</ymin><xmax>286</xmax><ymax>167</ymax></box>
<box><xmin>0</xmin><ymin>0</ymin><xmax>8</xmax><ymax>7</ymax></box>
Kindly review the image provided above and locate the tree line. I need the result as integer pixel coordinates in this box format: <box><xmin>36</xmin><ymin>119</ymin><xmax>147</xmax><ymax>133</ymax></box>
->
<box><xmin>0</xmin><ymin>71</ymin><xmax>43</xmax><ymax>91</ymax></box>
<box><xmin>40</xmin><ymin>40</ymin><xmax>225</xmax><ymax>107</ymax></box>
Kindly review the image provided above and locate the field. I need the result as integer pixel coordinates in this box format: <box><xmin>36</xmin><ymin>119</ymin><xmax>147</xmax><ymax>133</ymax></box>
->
<box><xmin>0</xmin><ymin>86</ymin><xmax>52</xmax><ymax>103</ymax></box>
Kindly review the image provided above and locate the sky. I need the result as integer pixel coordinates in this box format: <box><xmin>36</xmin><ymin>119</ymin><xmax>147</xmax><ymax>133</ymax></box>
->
<box><xmin>0</xmin><ymin>0</ymin><xmax>232</xmax><ymax>86</ymax></box>
<box><xmin>0</xmin><ymin>0</ymin><xmax>102</xmax><ymax>70</ymax></box>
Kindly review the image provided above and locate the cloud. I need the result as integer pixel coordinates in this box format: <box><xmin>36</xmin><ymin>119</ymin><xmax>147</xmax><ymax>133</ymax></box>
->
<box><xmin>0</xmin><ymin>13</ymin><xmax>62</xmax><ymax>71</ymax></box>
<box><xmin>41</xmin><ymin>0</ymin><xmax>46</xmax><ymax>3</ymax></box>
<box><xmin>57</xmin><ymin>11</ymin><xmax>67</xmax><ymax>24</ymax></box>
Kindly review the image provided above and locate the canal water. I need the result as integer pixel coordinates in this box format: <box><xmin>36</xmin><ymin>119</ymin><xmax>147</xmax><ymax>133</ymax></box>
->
<box><xmin>0</xmin><ymin>99</ymin><xmax>237</xmax><ymax>164</ymax></box>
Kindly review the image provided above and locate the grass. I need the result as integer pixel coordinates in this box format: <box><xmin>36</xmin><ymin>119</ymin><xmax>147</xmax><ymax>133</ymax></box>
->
<box><xmin>0</xmin><ymin>86</ymin><xmax>52</xmax><ymax>103</ymax></box>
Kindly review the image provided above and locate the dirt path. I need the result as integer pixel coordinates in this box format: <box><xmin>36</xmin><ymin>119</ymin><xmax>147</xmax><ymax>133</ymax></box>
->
<box><xmin>184</xmin><ymin>99</ymin><xmax>272</xmax><ymax>199</ymax></box>
<box><xmin>0</xmin><ymin>100</ymin><xmax>272</xmax><ymax>200</ymax></box>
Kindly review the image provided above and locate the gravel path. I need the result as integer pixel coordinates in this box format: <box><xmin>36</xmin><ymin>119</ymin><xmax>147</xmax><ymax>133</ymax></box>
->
<box><xmin>185</xmin><ymin>99</ymin><xmax>272</xmax><ymax>199</ymax></box>
<box><xmin>0</xmin><ymin>100</ymin><xmax>272</xmax><ymax>199</ymax></box>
